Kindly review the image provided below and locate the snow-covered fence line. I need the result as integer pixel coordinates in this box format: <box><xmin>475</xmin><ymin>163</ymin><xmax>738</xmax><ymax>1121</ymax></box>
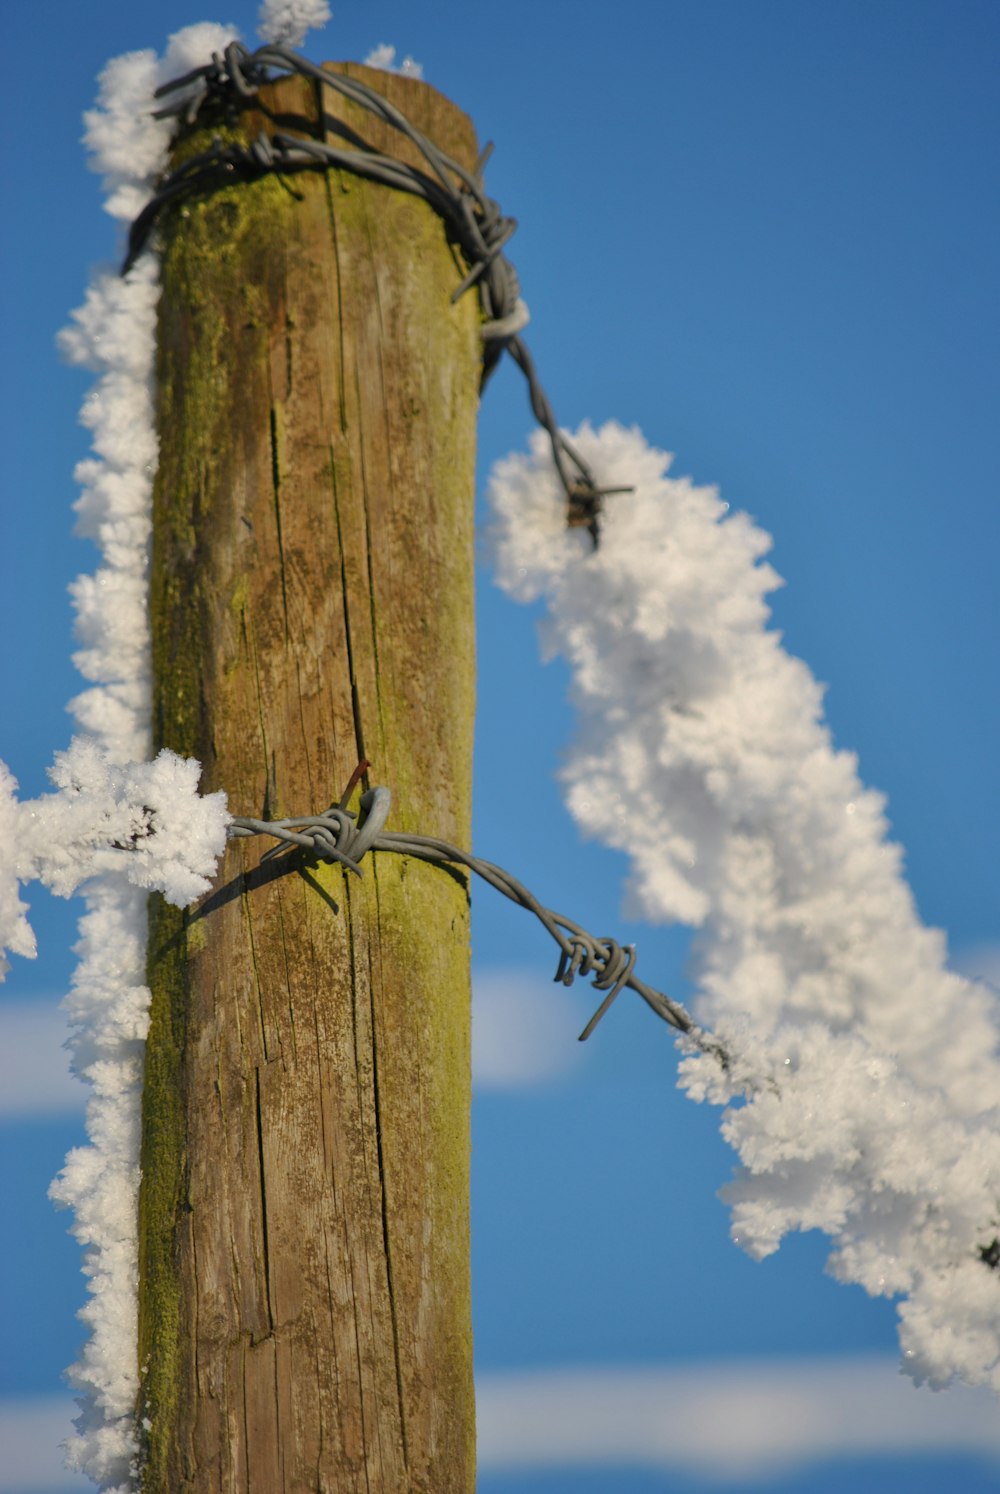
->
<box><xmin>2</xmin><ymin>1</ymin><xmax>999</xmax><ymax>1486</ymax></box>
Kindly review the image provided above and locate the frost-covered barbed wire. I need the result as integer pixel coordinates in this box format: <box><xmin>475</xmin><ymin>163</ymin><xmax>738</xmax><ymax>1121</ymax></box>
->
<box><xmin>1</xmin><ymin>746</ymin><xmax>228</xmax><ymax>1492</ymax></box>
<box><xmin>0</xmin><ymin>763</ymin><xmax>35</xmax><ymax>977</ymax></box>
<box><xmin>487</xmin><ymin>419</ymin><xmax>1000</xmax><ymax>1391</ymax></box>
<box><xmin>2</xmin><ymin>8</ymin><xmax>330</xmax><ymax>1489</ymax></box>
<box><xmin>45</xmin><ymin>22</ymin><xmax>247</xmax><ymax>1489</ymax></box>
<box><xmin>1</xmin><ymin>754</ymin><xmax>709</xmax><ymax>1052</ymax></box>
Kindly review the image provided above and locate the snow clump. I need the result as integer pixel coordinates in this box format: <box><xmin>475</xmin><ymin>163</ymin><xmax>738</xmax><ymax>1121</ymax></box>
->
<box><xmin>488</xmin><ymin>419</ymin><xmax>1000</xmax><ymax>1392</ymax></box>
<box><xmin>258</xmin><ymin>0</ymin><xmax>332</xmax><ymax>48</ymax></box>
<box><xmin>42</xmin><ymin>20</ymin><xmax>243</xmax><ymax>1489</ymax></box>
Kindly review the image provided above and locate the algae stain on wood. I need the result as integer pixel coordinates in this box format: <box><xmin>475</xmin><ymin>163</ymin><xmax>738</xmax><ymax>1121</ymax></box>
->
<box><xmin>140</xmin><ymin>65</ymin><xmax>481</xmax><ymax>1492</ymax></box>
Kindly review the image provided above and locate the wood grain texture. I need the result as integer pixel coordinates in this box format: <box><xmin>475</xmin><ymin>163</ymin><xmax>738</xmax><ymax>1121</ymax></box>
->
<box><xmin>140</xmin><ymin>65</ymin><xmax>481</xmax><ymax>1492</ymax></box>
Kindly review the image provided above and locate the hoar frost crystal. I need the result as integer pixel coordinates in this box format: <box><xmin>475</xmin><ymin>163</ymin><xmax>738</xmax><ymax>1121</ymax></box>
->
<box><xmin>0</xmin><ymin>8</ymin><xmax>326</xmax><ymax>1490</ymax></box>
<box><xmin>488</xmin><ymin>420</ymin><xmax>1000</xmax><ymax>1390</ymax></box>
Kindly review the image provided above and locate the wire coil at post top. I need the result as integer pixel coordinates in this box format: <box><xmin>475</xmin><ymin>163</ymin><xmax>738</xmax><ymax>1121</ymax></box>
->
<box><xmin>125</xmin><ymin>40</ymin><xmax>631</xmax><ymax>544</ymax></box>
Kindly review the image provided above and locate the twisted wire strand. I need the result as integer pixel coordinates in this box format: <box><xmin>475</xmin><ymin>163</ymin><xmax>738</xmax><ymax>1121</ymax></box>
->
<box><xmin>229</xmin><ymin>785</ymin><xmax>725</xmax><ymax>1062</ymax></box>
<box><xmin>124</xmin><ymin>40</ymin><xmax>626</xmax><ymax>542</ymax></box>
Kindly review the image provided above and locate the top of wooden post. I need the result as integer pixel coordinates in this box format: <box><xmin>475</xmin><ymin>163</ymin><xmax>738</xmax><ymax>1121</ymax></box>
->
<box><xmin>211</xmin><ymin>60</ymin><xmax>481</xmax><ymax>187</ymax></box>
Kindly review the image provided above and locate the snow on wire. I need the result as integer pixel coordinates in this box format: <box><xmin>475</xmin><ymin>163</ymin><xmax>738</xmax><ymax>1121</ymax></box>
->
<box><xmin>6</xmin><ymin>745</ymin><xmax>699</xmax><ymax>1047</ymax></box>
<box><xmin>487</xmin><ymin>419</ymin><xmax>1000</xmax><ymax>1393</ymax></box>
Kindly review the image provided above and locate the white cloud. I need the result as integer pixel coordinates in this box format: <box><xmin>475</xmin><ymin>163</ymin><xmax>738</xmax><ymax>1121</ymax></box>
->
<box><xmin>0</xmin><ymin>1002</ymin><xmax>84</xmax><ymax>1117</ymax></box>
<box><xmin>8</xmin><ymin>1359</ymin><xmax>999</xmax><ymax>1488</ymax></box>
<box><xmin>476</xmin><ymin>1355</ymin><xmax>1000</xmax><ymax>1480</ymax></box>
<box><xmin>0</xmin><ymin>962</ymin><xmax>601</xmax><ymax>1114</ymax></box>
<box><xmin>0</xmin><ymin>963</ymin><xmax>597</xmax><ymax>1110</ymax></box>
<box><xmin>0</xmin><ymin>1398</ymin><xmax>91</xmax><ymax>1491</ymax></box>
<box><xmin>473</xmin><ymin>966</ymin><xmax>589</xmax><ymax>1090</ymax></box>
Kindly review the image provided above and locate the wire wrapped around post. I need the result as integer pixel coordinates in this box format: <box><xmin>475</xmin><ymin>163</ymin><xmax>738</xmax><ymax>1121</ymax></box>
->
<box><xmin>126</xmin><ymin>40</ymin><xmax>631</xmax><ymax>543</ymax></box>
<box><xmin>230</xmin><ymin>780</ymin><xmax>726</xmax><ymax>1060</ymax></box>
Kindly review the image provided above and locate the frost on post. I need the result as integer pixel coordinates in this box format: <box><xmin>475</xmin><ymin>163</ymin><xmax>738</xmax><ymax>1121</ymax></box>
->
<box><xmin>488</xmin><ymin>419</ymin><xmax>1000</xmax><ymax>1392</ymax></box>
<box><xmin>16</xmin><ymin>741</ymin><xmax>228</xmax><ymax>908</ymax></box>
<box><xmin>28</xmin><ymin>7</ymin><xmax>342</xmax><ymax>1484</ymax></box>
<box><xmin>0</xmin><ymin>740</ymin><xmax>228</xmax><ymax>1489</ymax></box>
<box><xmin>16</xmin><ymin>17</ymin><xmax>257</xmax><ymax>1488</ymax></box>
<box><xmin>0</xmin><ymin>763</ymin><xmax>36</xmax><ymax>976</ymax></box>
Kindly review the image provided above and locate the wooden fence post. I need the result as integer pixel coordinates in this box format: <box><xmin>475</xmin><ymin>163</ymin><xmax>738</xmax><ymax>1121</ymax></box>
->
<box><xmin>139</xmin><ymin>63</ymin><xmax>481</xmax><ymax>1491</ymax></box>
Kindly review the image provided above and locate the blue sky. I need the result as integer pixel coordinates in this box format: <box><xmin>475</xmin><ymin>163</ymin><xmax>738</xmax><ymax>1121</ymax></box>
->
<box><xmin>1</xmin><ymin>2</ymin><xmax>998</xmax><ymax>1490</ymax></box>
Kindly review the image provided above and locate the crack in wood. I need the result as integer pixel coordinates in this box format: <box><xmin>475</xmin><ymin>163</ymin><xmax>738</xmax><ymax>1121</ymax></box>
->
<box><xmin>329</xmin><ymin>448</ymin><xmax>370</xmax><ymax>775</ymax></box>
<box><xmin>254</xmin><ymin>1066</ymin><xmax>276</xmax><ymax>1335</ymax></box>
<box><xmin>368</xmin><ymin>862</ymin><xmax>410</xmax><ymax>1470</ymax></box>
<box><xmin>268</xmin><ymin>404</ymin><xmax>291</xmax><ymax>637</ymax></box>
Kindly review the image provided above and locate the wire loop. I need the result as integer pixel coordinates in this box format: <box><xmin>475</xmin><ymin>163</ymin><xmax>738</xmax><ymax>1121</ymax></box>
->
<box><xmin>228</xmin><ymin>786</ymin><xmax>391</xmax><ymax>876</ymax></box>
<box><xmin>126</xmin><ymin>40</ymin><xmax>623</xmax><ymax>542</ymax></box>
<box><xmin>230</xmin><ymin>776</ymin><xmax>725</xmax><ymax>1064</ymax></box>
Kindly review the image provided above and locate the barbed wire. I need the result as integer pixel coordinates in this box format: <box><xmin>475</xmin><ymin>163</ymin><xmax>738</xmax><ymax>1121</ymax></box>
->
<box><xmin>229</xmin><ymin>775</ymin><xmax>727</xmax><ymax>1063</ymax></box>
<box><xmin>125</xmin><ymin>40</ymin><xmax>630</xmax><ymax>543</ymax></box>
<box><xmin>125</xmin><ymin>47</ymin><xmax>727</xmax><ymax>1075</ymax></box>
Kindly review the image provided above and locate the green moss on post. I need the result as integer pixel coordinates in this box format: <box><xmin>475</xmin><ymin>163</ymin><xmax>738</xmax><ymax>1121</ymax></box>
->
<box><xmin>137</xmin><ymin>896</ymin><xmax>189</xmax><ymax>1478</ymax></box>
<box><xmin>140</xmin><ymin>66</ymin><xmax>480</xmax><ymax>1491</ymax></box>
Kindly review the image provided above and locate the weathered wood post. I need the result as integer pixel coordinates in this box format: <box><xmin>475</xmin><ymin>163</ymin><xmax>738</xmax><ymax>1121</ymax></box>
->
<box><xmin>140</xmin><ymin>63</ymin><xmax>480</xmax><ymax>1491</ymax></box>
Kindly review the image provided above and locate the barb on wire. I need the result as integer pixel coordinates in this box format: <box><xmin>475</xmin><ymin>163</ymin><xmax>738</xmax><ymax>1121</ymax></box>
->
<box><xmin>229</xmin><ymin>776</ymin><xmax>726</xmax><ymax>1064</ymax></box>
<box><xmin>124</xmin><ymin>40</ymin><xmax>627</xmax><ymax>544</ymax></box>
